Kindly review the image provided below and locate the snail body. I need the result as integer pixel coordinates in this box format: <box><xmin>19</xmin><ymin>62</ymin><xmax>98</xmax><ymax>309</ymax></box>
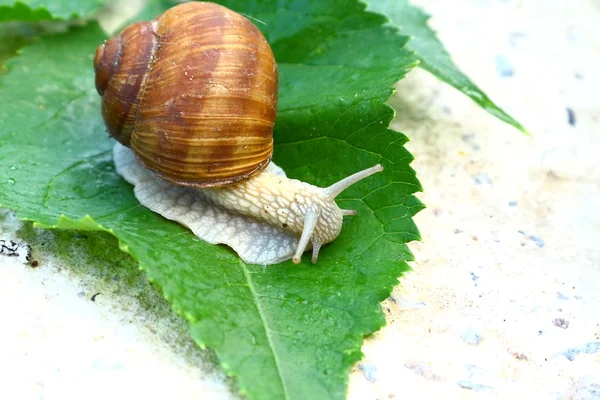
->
<box><xmin>97</xmin><ymin>2</ymin><xmax>383</xmax><ymax>265</ymax></box>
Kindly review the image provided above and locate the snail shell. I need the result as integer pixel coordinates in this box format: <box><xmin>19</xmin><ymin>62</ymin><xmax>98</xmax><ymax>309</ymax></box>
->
<box><xmin>94</xmin><ymin>1</ymin><xmax>278</xmax><ymax>188</ymax></box>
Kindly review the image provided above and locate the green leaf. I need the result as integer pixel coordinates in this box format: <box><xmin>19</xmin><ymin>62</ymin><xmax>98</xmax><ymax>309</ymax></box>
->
<box><xmin>369</xmin><ymin>0</ymin><xmax>526</xmax><ymax>133</ymax></box>
<box><xmin>0</xmin><ymin>2</ymin><xmax>422</xmax><ymax>399</ymax></box>
<box><xmin>0</xmin><ymin>21</ymin><xmax>73</xmax><ymax>72</ymax></box>
<box><xmin>0</xmin><ymin>0</ymin><xmax>107</xmax><ymax>21</ymax></box>
<box><xmin>123</xmin><ymin>0</ymin><xmax>176</xmax><ymax>24</ymax></box>
<box><xmin>0</xmin><ymin>23</ymin><xmax>36</xmax><ymax>70</ymax></box>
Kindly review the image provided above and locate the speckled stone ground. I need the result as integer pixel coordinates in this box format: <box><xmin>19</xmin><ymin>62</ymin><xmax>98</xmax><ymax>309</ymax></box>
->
<box><xmin>1</xmin><ymin>0</ymin><xmax>598</xmax><ymax>399</ymax></box>
<box><xmin>348</xmin><ymin>1</ymin><xmax>600</xmax><ymax>398</ymax></box>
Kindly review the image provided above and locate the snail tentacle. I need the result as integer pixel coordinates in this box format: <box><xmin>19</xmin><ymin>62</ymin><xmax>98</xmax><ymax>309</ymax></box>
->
<box><xmin>311</xmin><ymin>241</ymin><xmax>323</xmax><ymax>264</ymax></box>
<box><xmin>292</xmin><ymin>208</ymin><xmax>320</xmax><ymax>264</ymax></box>
<box><xmin>322</xmin><ymin>164</ymin><xmax>384</xmax><ymax>200</ymax></box>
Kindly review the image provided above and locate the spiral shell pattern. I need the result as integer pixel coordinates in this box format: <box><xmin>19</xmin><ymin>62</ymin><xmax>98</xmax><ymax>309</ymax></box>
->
<box><xmin>94</xmin><ymin>2</ymin><xmax>278</xmax><ymax>187</ymax></box>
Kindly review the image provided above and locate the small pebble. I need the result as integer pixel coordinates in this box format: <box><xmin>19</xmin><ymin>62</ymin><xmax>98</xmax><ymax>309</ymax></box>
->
<box><xmin>469</xmin><ymin>272</ymin><xmax>480</xmax><ymax>286</ymax></box>
<box><xmin>461</xmin><ymin>327</ymin><xmax>483</xmax><ymax>345</ymax></box>
<box><xmin>461</xmin><ymin>134</ymin><xmax>480</xmax><ymax>151</ymax></box>
<box><xmin>553</xmin><ymin>318</ymin><xmax>569</xmax><ymax>329</ymax></box>
<box><xmin>495</xmin><ymin>55</ymin><xmax>515</xmax><ymax>77</ymax></box>
<box><xmin>563</xmin><ymin>377</ymin><xmax>600</xmax><ymax>399</ymax></box>
<box><xmin>508</xmin><ymin>31</ymin><xmax>526</xmax><ymax>47</ymax></box>
<box><xmin>404</xmin><ymin>360</ymin><xmax>442</xmax><ymax>381</ymax></box>
<box><xmin>358</xmin><ymin>362</ymin><xmax>377</xmax><ymax>383</ymax></box>
<box><xmin>458</xmin><ymin>381</ymin><xmax>489</xmax><ymax>391</ymax></box>
<box><xmin>529</xmin><ymin>235</ymin><xmax>545</xmax><ymax>247</ymax></box>
<box><xmin>512</xmin><ymin>352</ymin><xmax>528</xmax><ymax>361</ymax></box>
<box><xmin>391</xmin><ymin>295</ymin><xmax>427</xmax><ymax>309</ymax></box>
<box><xmin>567</xmin><ymin>107</ymin><xmax>576</xmax><ymax>126</ymax></box>
<box><xmin>457</xmin><ymin>381</ymin><xmax>482</xmax><ymax>391</ymax></box>
<box><xmin>473</xmin><ymin>173</ymin><xmax>493</xmax><ymax>185</ymax></box>
<box><xmin>458</xmin><ymin>365</ymin><xmax>494</xmax><ymax>392</ymax></box>
<box><xmin>560</xmin><ymin>342</ymin><xmax>600</xmax><ymax>361</ymax></box>
<box><xmin>556</xmin><ymin>292</ymin><xmax>569</xmax><ymax>300</ymax></box>
<box><xmin>0</xmin><ymin>239</ymin><xmax>32</xmax><ymax>264</ymax></box>
<box><xmin>518</xmin><ymin>231</ymin><xmax>546</xmax><ymax>248</ymax></box>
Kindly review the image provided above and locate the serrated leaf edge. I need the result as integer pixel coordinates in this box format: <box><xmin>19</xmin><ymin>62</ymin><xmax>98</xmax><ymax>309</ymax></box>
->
<box><xmin>0</xmin><ymin>0</ymin><xmax>102</xmax><ymax>22</ymax></box>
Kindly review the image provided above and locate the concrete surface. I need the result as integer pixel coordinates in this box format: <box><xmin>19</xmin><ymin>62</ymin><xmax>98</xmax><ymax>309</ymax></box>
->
<box><xmin>348</xmin><ymin>1</ymin><xmax>600</xmax><ymax>398</ymax></box>
<box><xmin>1</xmin><ymin>0</ymin><xmax>598</xmax><ymax>399</ymax></box>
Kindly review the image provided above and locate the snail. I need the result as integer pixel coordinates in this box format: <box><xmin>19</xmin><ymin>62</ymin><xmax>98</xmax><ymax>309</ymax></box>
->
<box><xmin>94</xmin><ymin>2</ymin><xmax>383</xmax><ymax>265</ymax></box>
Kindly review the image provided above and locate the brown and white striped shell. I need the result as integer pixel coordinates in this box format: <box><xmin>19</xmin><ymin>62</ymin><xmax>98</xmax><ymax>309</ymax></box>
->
<box><xmin>93</xmin><ymin>1</ymin><xmax>278</xmax><ymax>188</ymax></box>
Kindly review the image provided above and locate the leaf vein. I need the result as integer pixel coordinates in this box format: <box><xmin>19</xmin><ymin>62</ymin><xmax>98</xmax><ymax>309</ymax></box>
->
<box><xmin>95</xmin><ymin>204</ymin><xmax>143</xmax><ymax>221</ymax></box>
<box><xmin>1</xmin><ymin>90</ymin><xmax>88</xmax><ymax>137</ymax></box>
<box><xmin>42</xmin><ymin>150</ymin><xmax>111</xmax><ymax>207</ymax></box>
<box><xmin>240</xmin><ymin>261</ymin><xmax>290</xmax><ymax>399</ymax></box>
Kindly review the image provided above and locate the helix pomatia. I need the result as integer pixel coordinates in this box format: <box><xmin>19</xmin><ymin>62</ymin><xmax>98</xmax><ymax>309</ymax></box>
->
<box><xmin>94</xmin><ymin>1</ymin><xmax>383</xmax><ymax>265</ymax></box>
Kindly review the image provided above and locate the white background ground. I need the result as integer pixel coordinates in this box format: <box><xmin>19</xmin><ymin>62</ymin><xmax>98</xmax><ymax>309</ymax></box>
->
<box><xmin>1</xmin><ymin>0</ymin><xmax>598</xmax><ymax>399</ymax></box>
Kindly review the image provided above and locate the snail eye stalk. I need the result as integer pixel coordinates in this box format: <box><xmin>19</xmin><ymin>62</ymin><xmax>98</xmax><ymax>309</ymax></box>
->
<box><xmin>322</xmin><ymin>164</ymin><xmax>384</xmax><ymax>200</ymax></box>
<box><xmin>292</xmin><ymin>208</ymin><xmax>320</xmax><ymax>264</ymax></box>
